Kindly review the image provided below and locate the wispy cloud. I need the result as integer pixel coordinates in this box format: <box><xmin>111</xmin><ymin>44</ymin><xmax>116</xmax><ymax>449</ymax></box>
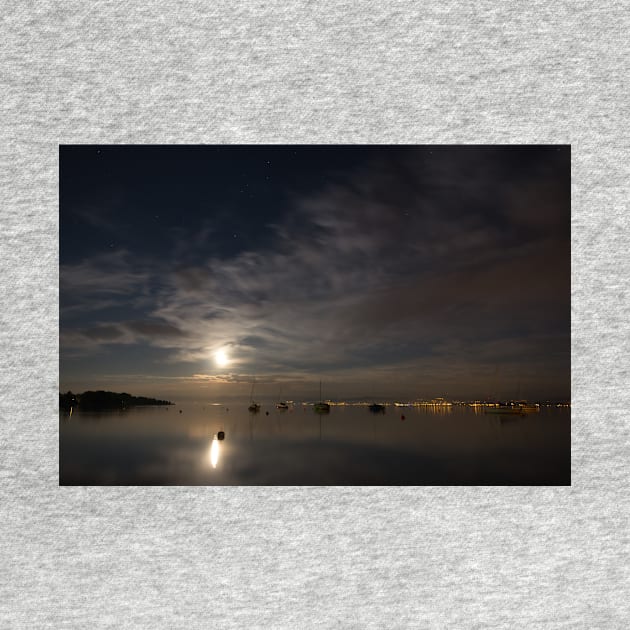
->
<box><xmin>61</xmin><ymin>250</ymin><xmax>151</xmax><ymax>299</ymax></box>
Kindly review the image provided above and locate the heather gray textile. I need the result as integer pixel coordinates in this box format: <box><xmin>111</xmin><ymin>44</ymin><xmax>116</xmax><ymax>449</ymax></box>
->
<box><xmin>1</xmin><ymin>2</ymin><xmax>628</xmax><ymax>628</ymax></box>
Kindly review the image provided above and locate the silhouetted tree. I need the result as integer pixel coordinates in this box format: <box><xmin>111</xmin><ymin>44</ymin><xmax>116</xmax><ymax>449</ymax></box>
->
<box><xmin>59</xmin><ymin>390</ymin><xmax>173</xmax><ymax>411</ymax></box>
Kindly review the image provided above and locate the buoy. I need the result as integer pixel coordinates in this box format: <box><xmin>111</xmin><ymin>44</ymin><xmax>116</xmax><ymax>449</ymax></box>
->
<box><xmin>265</xmin><ymin>411</ymin><xmax>269</xmax><ymax>416</ymax></box>
<box><xmin>179</xmin><ymin>410</ymin><xmax>182</xmax><ymax>414</ymax></box>
<box><xmin>217</xmin><ymin>431</ymin><xmax>225</xmax><ymax>441</ymax></box>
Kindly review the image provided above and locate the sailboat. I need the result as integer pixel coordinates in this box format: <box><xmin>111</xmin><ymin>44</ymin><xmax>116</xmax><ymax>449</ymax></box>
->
<box><xmin>248</xmin><ymin>379</ymin><xmax>260</xmax><ymax>412</ymax></box>
<box><xmin>276</xmin><ymin>386</ymin><xmax>289</xmax><ymax>410</ymax></box>
<box><xmin>368</xmin><ymin>403</ymin><xmax>385</xmax><ymax>413</ymax></box>
<box><xmin>511</xmin><ymin>380</ymin><xmax>538</xmax><ymax>413</ymax></box>
<box><xmin>484</xmin><ymin>376</ymin><xmax>540</xmax><ymax>415</ymax></box>
<box><xmin>313</xmin><ymin>381</ymin><xmax>330</xmax><ymax>413</ymax></box>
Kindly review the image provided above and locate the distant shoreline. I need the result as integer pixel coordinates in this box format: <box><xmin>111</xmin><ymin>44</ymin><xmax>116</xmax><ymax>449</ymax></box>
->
<box><xmin>60</xmin><ymin>390</ymin><xmax>174</xmax><ymax>411</ymax></box>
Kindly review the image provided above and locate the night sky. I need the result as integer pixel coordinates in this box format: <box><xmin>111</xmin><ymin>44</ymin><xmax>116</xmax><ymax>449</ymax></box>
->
<box><xmin>60</xmin><ymin>145</ymin><xmax>570</xmax><ymax>402</ymax></box>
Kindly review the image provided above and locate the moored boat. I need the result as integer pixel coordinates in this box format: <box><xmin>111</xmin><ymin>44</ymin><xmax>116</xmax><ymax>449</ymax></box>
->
<box><xmin>513</xmin><ymin>401</ymin><xmax>540</xmax><ymax>413</ymax></box>
<box><xmin>313</xmin><ymin>402</ymin><xmax>330</xmax><ymax>413</ymax></box>
<box><xmin>313</xmin><ymin>381</ymin><xmax>330</xmax><ymax>413</ymax></box>
<box><xmin>248</xmin><ymin>379</ymin><xmax>260</xmax><ymax>412</ymax></box>
<box><xmin>484</xmin><ymin>402</ymin><xmax>539</xmax><ymax>415</ymax></box>
<box><xmin>369</xmin><ymin>403</ymin><xmax>386</xmax><ymax>413</ymax></box>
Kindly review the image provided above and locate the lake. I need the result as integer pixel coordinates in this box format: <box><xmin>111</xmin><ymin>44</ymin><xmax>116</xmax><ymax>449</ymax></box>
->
<box><xmin>59</xmin><ymin>403</ymin><xmax>570</xmax><ymax>485</ymax></box>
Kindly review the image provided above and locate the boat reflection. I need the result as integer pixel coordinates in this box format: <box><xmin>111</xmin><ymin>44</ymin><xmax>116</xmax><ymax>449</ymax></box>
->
<box><xmin>209</xmin><ymin>434</ymin><xmax>220</xmax><ymax>468</ymax></box>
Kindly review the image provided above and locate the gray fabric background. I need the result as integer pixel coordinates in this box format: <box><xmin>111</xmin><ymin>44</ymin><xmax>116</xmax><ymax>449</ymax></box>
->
<box><xmin>1</xmin><ymin>2</ymin><xmax>628</xmax><ymax>627</ymax></box>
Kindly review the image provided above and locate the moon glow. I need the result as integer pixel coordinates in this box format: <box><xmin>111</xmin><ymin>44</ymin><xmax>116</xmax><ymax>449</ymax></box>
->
<box><xmin>214</xmin><ymin>349</ymin><xmax>229</xmax><ymax>367</ymax></box>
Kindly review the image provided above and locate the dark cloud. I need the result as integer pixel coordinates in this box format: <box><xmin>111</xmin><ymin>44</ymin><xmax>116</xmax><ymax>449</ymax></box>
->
<box><xmin>81</xmin><ymin>325</ymin><xmax>125</xmax><ymax>341</ymax></box>
<box><xmin>124</xmin><ymin>320</ymin><xmax>188</xmax><ymax>339</ymax></box>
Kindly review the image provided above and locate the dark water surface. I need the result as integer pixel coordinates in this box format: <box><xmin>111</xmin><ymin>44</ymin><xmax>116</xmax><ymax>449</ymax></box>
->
<box><xmin>60</xmin><ymin>403</ymin><xmax>570</xmax><ymax>485</ymax></box>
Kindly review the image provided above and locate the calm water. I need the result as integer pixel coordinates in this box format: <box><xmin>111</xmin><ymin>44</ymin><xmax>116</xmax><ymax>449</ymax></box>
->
<box><xmin>59</xmin><ymin>403</ymin><xmax>570</xmax><ymax>485</ymax></box>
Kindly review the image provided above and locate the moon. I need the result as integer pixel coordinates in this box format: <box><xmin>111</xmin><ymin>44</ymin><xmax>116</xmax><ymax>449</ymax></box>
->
<box><xmin>214</xmin><ymin>349</ymin><xmax>230</xmax><ymax>368</ymax></box>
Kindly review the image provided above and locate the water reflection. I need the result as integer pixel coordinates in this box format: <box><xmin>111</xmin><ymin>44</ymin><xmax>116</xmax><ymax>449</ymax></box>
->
<box><xmin>209</xmin><ymin>435</ymin><xmax>220</xmax><ymax>468</ymax></box>
<box><xmin>60</xmin><ymin>403</ymin><xmax>570</xmax><ymax>485</ymax></box>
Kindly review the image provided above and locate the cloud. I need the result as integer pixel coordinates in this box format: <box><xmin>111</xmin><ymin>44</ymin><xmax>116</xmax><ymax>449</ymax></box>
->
<box><xmin>124</xmin><ymin>320</ymin><xmax>189</xmax><ymax>339</ymax></box>
<box><xmin>190</xmin><ymin>373</ymin><xmax>308</xmax><ymax>385</ymax></box>
<box><xmin>81</xmin><ymin>324</ymin><xmax>126</xmax><ymax>341</ymax></box>
<box><xmin>61</xmin><ymin>250</ymin><xmax>151</xmax><ymax>302</ymax></box>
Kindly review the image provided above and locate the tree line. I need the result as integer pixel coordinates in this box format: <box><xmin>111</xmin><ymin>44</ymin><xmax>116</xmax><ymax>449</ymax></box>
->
<box><xmin>59</xmin><ymin>390</ymin><xmax>173</xmax><ymax>411</ymax></box>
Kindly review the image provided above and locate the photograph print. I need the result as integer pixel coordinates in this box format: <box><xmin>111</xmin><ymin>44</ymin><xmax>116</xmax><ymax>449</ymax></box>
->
<box><xmin>59</xmin><ymin>145</ymin><xmax>570</xmax><ymax>485</ymax></box>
